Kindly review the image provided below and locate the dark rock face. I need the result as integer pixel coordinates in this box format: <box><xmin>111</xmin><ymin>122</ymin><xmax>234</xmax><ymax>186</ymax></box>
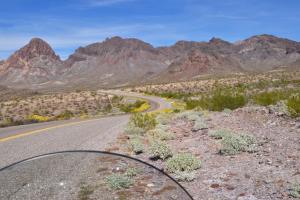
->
<box><xmin>0</xmin><ymin>35</ymin><xmax>299</xmax><ymax>89</ymax></box>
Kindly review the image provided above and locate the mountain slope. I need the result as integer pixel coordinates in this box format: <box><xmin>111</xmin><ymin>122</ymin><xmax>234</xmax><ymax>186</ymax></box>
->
<box><xmin>234</xmin><ymin>34</ymin><xmax>300</xmax><ymax>71</ymax></box>
<box><xmin>63</xmin><ymin>36</ymin><xmax>169</xmax><ymax>87</ymax></box>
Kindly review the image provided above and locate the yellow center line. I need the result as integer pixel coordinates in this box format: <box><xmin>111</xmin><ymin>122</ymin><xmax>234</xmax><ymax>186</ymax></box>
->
<box><xmin>0</xmin><ymin>94</ymin><xmax>164</xmax><ymax>143</ymax></box>
<box><xmin>0</xmin><ymin>118</ymin><xmax>101</xmax><ymax>143</ymax></box>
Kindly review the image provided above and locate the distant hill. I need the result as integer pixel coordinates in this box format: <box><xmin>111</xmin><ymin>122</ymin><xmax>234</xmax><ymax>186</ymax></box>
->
<box><xmin>0</xmin><ymin>34</ymin><xmax>299</xmax><ymax>89</ymax></box>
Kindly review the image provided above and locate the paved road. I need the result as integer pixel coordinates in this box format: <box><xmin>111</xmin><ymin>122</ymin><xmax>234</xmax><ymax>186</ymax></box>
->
<box><xmin>0</xmin><ymin>90</ymin><xmax>171</xmax><ymax>168</ymax></box>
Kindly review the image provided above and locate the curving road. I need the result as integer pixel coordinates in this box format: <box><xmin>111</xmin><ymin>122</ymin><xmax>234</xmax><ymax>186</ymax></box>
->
<box><xmin>0</xmin><ymin>90</ymin><xmax>171</xmax><ymax>169</ymax></box>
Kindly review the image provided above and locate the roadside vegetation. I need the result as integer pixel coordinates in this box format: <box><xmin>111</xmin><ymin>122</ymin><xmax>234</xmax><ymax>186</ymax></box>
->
<box><xmin>136</xmin><ymin>71</ymin><xmax>300</xmax><ymax>118</ymax></box>
<box><xmin>105</xmin><ymin>167</ymin><xmax>139</xmax><ymax>190</ymax></box>
<box><xmin>110</xmin><ymin>70</ymin><xmax>300</xmax><ymax>199</ymax></box>
<box><xmin>123</xmin><ymin>111</ymin><xmax>203</xmax><ymax>182</ymax></box>
<box><xmin>290</xmin><ymin>183</ymin><xmax>300</xmax><ymax>198</ymax></box>
<box><xmin>0</xmin><ymin>90</ymin><xmax>150</xmax><ymax>128</ymax></box>
<box><xmin>119</xmin><ymin>99</ymin><xmax>150</xmax><ymax>113</ymax></box>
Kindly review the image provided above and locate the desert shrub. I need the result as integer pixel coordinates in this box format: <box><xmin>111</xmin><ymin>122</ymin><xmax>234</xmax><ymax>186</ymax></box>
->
<box><xmin>173</xmin><ymin>171</ymin><xmax>196</xmax><ymax>182</ymax></box>
<box><xmin>105</xmin><ymin>174</ymin><xmax>133</xmax><ymax>190</ymax></box>
<box><xmin>166</xmin><ymin>153</ymin><xmax>201</xmax><ymax>173</ymax></box>
<box><xmin>147</xmin><ymin>128</ymin><xmax>174</xmax><ymax>141</ymax></box>
<box><xmin>128</xmin><ymin>137</ymin><xmax>144</xmax><ymax>154</ymax></box>
<box><xmin>149</xmin><ymin>140</ymin><xmax>173</xmax><ymax>160</ymax></box>
<box><xmin>146</xmin><ymin>91</ymin><xmax>190</xmax><ymax>99</ymax></box>
<box><xmin>220</xmin><ymin>133</ymin><xmax>256</xmax><ymax>155</ymax></box>
<box><xmin>156</xmin><ymin>113</ymin><xmax>173</xmax><ymax>125</ymax></box>
<box><xmin>0</xmin><ymin>118</ymin><xmax>25</xmax><ymax>128</ymax></box>
<box><xmin>56</xmin><ymin>110</ymin><xmax>74</xmax><ymax>120</ymax></box>
<box><xmin>209</xmin><ymin>129</ymin><xmax>232</xmax><ymax>139</ymax></box>
<box><xmin>124</xmin><ymin>124</ymin><xmax>146</xmax><ymax>136</ymax></box>
<box><xmin>192</xmin><ymin>119</ymin><xmax>208</xmax><ymax>131</ymax></box>
<box><xmin>129</xmin><ymin>113</ymin><xmax>157</xmax><ymax>131</ymax></box>
<box><xmin>103</xmin><ymin>104</ymin><xmax>112</xmax><ymax>112</ymax></box>
<box><xmin>156</xmin><ymin>124</ymin><xmax>169</xmax><ymax>131</ymax></box>
<box><xmin>290</xmin><ymin>183</ymin><xmax>300</xmax><ymax>198</ymax></box>
<box><xmin>253</xmin><ymin>91</ymin><xmax>287</xmax><ymax>106</ymax></box>
<box><xmin>185</xmin><ymin>91</ymin><xmax>247</xmax><ymax>111</ymax></box>
<box><xmin>119</xmin><ymin>100</ymin><xmax>148</xmax><ymax>113</ymax></box>
<box><xmin>175</xmin><ymin>110</ymin><xmax>202</xmax><ymax>121</ymax></box>
<box><xmin>132</xmin><ymin>101</ymin><xmax>150</xmax><ymax>112</ymax></box>
<box><xmin>78</xmin><ymin>185</ymin><xmax>94</xmax><ymax>200</ymax></box>
<box><xmin>26</xmin><ymin>114</ymin><xmax>50</xmax><ymax>123</ymax></box>
<box><xmin>269</xmin><ymin>101</ymin><xmax>290</xmax><ymax>116</ymax></box>
<box><xmin>125</xmin><ymin>167</ymin><xmax>139</xmax><ymax>178</ymax></box>
<box><xmin>286</xmin><ymin>94</ymin><xmax>300</xmax><ymax>118</ymax></box>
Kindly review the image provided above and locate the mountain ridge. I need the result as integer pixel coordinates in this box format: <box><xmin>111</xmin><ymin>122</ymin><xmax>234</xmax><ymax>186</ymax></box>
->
<box><xmin>0</xmin><ymin>34</ymin><xmax>299</xmax><ymax>89</ymax></box>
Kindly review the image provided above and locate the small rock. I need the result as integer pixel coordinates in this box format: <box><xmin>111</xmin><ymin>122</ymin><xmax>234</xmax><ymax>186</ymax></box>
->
<box><xmin>147</xmin><ymin>183</ymin><xmax>155</xmax><ymax>187</ymax></box>
<box><xmin>265</xmin><ymin>159</ymin><xmax>272</xmax><ymax>165</ymax></box>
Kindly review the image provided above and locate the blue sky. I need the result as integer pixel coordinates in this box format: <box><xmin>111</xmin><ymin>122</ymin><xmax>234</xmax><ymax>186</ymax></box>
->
<box><xmin>0</xmin><ymin>0</ymin><xmax>299</xmax><ymax>60</ymax></box>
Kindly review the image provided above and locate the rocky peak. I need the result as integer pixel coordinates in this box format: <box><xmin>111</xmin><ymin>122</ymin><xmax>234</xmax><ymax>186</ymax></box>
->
<box><xmin>4</xmin><ymin>38</ymin><xmax>61</xmax><ymax>69</ymax></box>
<box><xmin>209</xmin><ymin>37</ymin><xmax>232</xmax><ymax>46</ymax></box>
<box><xmin>65</xmin><ymin>36</ymin><xmax>159</xmax><ymax>67</ymax></box>
<box><xmin>238</xmin><ymin>34</ymin><xmax>300</xmax><ymax>55</ymax></box>
<box><xmin>245</xmin><ymin>34</ymin><xmax>280</xmax><ymax>42</ymax></box>
<box><xmin>76</xmin><ymin>36</ymin><xmax>156</xmax><ymax>56</ymax></box>
<box><xmin>15</xmin><ymin>38</ymin><xmax>60</xmax><ymax>61</ymax></box>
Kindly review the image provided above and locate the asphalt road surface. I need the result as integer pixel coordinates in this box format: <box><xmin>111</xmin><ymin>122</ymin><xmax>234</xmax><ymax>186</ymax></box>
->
<box><xmin>0</xmin><ymin>90</ymin><xmax>171</xmax><ymax>169</ymax></box>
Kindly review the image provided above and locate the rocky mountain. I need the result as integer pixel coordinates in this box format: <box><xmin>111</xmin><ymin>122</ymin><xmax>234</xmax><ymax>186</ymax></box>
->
<box><xmin>0</xmin><ymin>38</ymin><xmax>64</xmax><ymax>87</ymax></box>
<box><xmin>62</xmin><ymin>36</ymin><xmax>168</xmax><ymax>88</ymax></box>
<box><xmin>0</xmin><ymin>34</ymin><xmax>299</xmax><ymax>89</ymax></box>
<box><xmin>234</xmin><ymin>34</ymin><xmax>300</xmax><ymax>71</ymax></box>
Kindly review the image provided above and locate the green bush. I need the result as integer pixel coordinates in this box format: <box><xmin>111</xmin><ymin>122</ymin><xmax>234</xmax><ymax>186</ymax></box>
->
<box><xmin>220</xmin><ymin>133</ymin><xmax>256</xmax><ymax>155</ymax></box>
<box><xmin>149</xmin><ymin>140</ymin><xmax>173</xmax><ymax>160</ymax></box>
<box><xmin>128</xmin><ymin>137</ymin><xmax>144</xmax><ymax>154</ymax></box>
<box><xmin>185</xmin><ymin>91</ymin><xmax>247</xmax><ymax>111</ymax></box>
<box><xmin>287</xmin><ymin>94</ymin><xmax>300</xmax><ymax>118</ymax></box>
<box><xmin>253</xmin><ymin>91</ymin><xmax>287</xmax><ymax>106</ymax></box>
<box><xmin>130</xmin><ymin>113</ymin><xmax>157</xmax><ymax>131</ymax></box>
<box><xmin>105</xmin><ymin>174</ymin><xmax>133</xmax><ymax>190</ymax></box>
<box><xmin>166</xmin><ymin>153</ymin><xmax>201</xmax><ymax>173</ymax></box>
